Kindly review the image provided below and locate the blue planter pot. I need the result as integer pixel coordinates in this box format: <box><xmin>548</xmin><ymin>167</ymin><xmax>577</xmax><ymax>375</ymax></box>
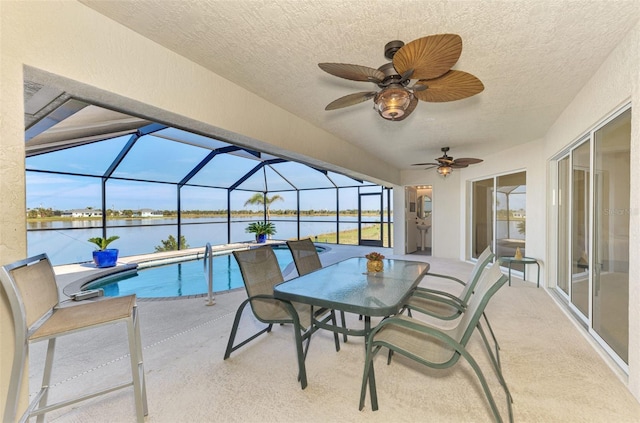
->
<box><xmin>93</xmin><ymin>249</ymin><xmax>119</xmax><ymax>268</ymax></box>
<box><xmin>257</xmin><ymin>234</ymin><xmax>267</xmax><ymax>243</ymax></box>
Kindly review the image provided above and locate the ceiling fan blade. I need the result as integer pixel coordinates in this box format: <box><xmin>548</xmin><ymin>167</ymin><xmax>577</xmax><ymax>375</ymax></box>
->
<box><xmin>411</xmin><ymin>162</ymin><xmax>439</xmax><ymax>166</ymax></box>
<box><xmin>325</xmin><ymin>91</ymin><xmax>377</xmax><ymax>110</ymax></box>
<box><xmin>450</xmin><ymin>163</ymin><xmax>469</xmax><ymax>169</ymax></box>
<box><xmin>414</xmin><ymin>70</ymin><xmax>484</xmax><ymax>102</ymax></box>
<box><xmin>453</xmin><ymin>158</ymin><xmax>483</xmax><ymax>166</ymax></box>
<box><xmin>318</xmin><ymin>63</ymin><xmax>385</xmax><ymax>83</ymax></box>
<box><xmin>391</xmin><ymin>95</ymin><xmax>418</xmax><ymax>121</ymax></box>
<box><xmin>393</xmin><ymin>34</ymin><xmax>462</xmax><ymax>80</ymax></box>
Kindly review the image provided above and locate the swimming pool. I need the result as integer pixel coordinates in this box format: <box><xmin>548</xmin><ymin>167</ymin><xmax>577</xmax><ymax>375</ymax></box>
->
<box><xmin>85</xmin><ymin>246</ymin><xmax>303</xmax><ymax>299</ymax></box>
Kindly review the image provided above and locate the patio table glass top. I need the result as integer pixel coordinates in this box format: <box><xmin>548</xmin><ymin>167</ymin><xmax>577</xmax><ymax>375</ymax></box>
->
<box><xmin>274</xmin><ymin>257</ymin><xmax>430</xmax><ymax>317</ymax></box>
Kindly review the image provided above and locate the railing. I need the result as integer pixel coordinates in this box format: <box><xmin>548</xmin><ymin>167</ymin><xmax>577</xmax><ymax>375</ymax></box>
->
<box><xmin>203</xmin><ymin>242</ymin><xmax>215</xmax><ymax>306</ymax></box>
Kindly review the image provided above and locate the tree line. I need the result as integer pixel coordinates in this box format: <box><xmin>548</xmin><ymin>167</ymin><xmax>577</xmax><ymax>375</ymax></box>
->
<box><xmin>27</xmin><ymin>207</ymin><xmax>389</xmax><ymax>219</ymax></box>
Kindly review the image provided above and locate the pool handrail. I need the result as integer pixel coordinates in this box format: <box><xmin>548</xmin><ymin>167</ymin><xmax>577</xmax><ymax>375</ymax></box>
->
<box><xmin>204</xmin><ymin>243</ymin><xmax>215</xmax><ymax>306</ymax></box>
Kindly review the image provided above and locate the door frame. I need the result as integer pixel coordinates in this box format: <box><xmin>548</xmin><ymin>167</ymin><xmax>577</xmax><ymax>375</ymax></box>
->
<box><xmin>358</xmin><ymin>192</ymin><xmax>383</xmax><ymax>247</ymax></box>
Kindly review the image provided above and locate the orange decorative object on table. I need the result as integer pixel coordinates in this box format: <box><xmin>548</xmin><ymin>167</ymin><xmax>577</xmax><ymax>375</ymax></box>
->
<box><xmin>365</xmin><ymin>252</ymin><xmax>385</xmax><ymax>273</ymax></box>
<box><xmin>514</xmin><ymin>247</ymin><xmax>523</xmax><ymax>260</ymax></box>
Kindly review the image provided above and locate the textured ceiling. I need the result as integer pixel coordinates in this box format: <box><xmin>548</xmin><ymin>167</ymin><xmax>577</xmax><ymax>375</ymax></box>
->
<box><xmin>79</xmin><ymin>0</ymin><xmax>639</xmax><ymax>169</ymax></box>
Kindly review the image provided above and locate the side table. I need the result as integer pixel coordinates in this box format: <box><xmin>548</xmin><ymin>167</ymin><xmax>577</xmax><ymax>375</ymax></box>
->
<box><xmin>499</xmin><ymin>256</ymin><xmax>540</xmax><ymax>288</ymax></box>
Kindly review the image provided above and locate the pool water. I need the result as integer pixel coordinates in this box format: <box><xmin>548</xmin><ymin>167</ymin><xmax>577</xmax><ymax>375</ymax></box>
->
<box><xmin>86</xmin><ymin>246</ymin><xmax>297</xmax><ymax>298</ymax></box>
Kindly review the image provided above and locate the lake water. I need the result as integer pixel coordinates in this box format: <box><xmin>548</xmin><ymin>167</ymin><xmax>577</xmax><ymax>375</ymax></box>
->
<box><xmin>28</xmin><ymin>215</ymin><xmax>387</xmax><ymax>265</ymax></box>
<box><xmin>496</xmin><ymin>220</ymin><xmax>525</xmax><ymax>240</ymax></box>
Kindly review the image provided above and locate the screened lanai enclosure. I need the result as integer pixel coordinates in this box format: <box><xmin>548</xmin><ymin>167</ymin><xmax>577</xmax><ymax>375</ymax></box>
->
<box><xmin>24</xmin><ymin>95</ymin><xmax>392</xmax><ymax>265</ymax></box>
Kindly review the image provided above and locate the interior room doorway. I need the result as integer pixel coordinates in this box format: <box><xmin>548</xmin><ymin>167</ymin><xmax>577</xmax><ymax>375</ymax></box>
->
<box><xmin>405</xmin><ymin>185</ymin><xmax>432</xmax><ymax>255</ymax></box>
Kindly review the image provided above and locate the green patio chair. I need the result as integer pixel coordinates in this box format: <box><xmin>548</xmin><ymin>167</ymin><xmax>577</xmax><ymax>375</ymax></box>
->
<box><xmin>406</xmin><ymin>246</ymin><xmax>494</xmax><ymax>318</ymax></box>
<box><xmin>286</xmin><ymin>238</ymin><xmax>348</xmax><ymax>342</ymax></box>
<box><xmin>359</xmin><ymin>262</ymin><xmax>513</xmax><ymax>422</ymax></box>
<box><xmin>224</xmin><ymin>245</ymin><xmax>340</xmax><ymax>389</ymax></box>
<box><xmin>403</xmin><ymin>246</ymin><xmax>502</xmax><ymax>365</ymax></box>
<box><xmin>286</xmin><ymin>238</ymin><xmax>323</xmax><ymax>276</ymax></box>
<box><xmin>0</xmin><ymin>253</ymin><xmax>147</xmax><ymax>423</ymax></box>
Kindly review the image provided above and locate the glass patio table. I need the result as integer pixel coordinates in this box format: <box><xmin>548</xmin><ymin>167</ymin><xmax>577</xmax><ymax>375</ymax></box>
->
<box><xmin>274</xmin><ymin>256</ymin><xmax>429</xmax><ymax>408</ymax></box>
<box><xmin>499</xmin><ymin>256</ymin><xmax>540</xmax><ymax>287</ymax></box>
<box><xmin>274</xmin><ymin>257</ymin><xmax>430</xmax><ymax>334</ymax></box>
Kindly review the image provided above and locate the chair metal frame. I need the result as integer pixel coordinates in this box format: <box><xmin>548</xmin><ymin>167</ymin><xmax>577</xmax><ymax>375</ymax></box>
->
<box><xmin>224</xmin><ymin>245</ymin><xmax>340</xmax><ymax>389</ymax></box>
<box><xmin>360</xmin><ymin>262</ymin><xmax>513</xmax><ymax>422</ymax></box>
<box><xmin>407</xmin><ymin>246</ymin><xmax>495</xmax><ymax>317</ymax></box>
<box><xmin>404</xmin><ymin>246</ymin><xmax>502</xmax><ymax>364</ymax></box>
<box><xmin>0</xmin><ymin>253</ymin><xmax>147</xmax><ymax>423</ymax></box>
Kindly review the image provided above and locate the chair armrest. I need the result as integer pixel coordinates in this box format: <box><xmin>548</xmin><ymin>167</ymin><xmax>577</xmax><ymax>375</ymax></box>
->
<box><xmin>409</xmin><ymin>292</ymin><xmax>465</xmax><ymax>311</ymax></box>
<box><xmin>369</xmin><ymin>315</ymin><xmax>461</xmax><ymax>348</ymax></box>
<box><xmin>423</xmin><ymin>271</ymin><xmax>466</xmax><ymax>286</ymax></box>
<box><xmin>405</xmin><ymin>297</ymin><xmax>464</xmax><ymax>321</ymax></box>
<box><xmin>412</xmin><ymin>287</ymin><xmax>464</xmax><ymax>305</ymax></box>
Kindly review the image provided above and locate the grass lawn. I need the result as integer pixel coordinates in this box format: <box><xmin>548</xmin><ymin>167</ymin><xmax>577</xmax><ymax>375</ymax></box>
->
<box><xmin>301</xmin><ymin>223</ymin><xmax>393</xmax><ymax>247</ymax></box>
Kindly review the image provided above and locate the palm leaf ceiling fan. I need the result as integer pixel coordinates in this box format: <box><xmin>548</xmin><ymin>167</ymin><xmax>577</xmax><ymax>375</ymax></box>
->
<box><xmin>412</xmin><ymin>147</ymin><xmax>483</xmax><ymax>177</ymax></box>
<box><xmin>319</xmin><ymin>34</ymin><xmax>483</xmax><ymax>121</ymax></box>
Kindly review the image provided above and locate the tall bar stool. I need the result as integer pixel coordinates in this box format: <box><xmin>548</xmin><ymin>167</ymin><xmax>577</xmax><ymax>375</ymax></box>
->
<box><xmin>1</xmin><ymin>253</ymin><xmax>147</xmax><ymax>423</ymax></box>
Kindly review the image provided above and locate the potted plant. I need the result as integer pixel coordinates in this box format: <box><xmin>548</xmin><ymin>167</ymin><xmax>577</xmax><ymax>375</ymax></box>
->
<box><xmin>245</xmin><ymin>221</ymin><xmax>276</xmax><ymax>243</ymax></box>
<box><xmin>88</xmin><ymin>235</ymin><xmax>120</xmax><ymax>268</ymax></box>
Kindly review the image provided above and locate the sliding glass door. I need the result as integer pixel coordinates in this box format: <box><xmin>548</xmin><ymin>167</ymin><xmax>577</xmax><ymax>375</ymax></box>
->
<box><xmin>555</xmin><ymin>106</ymin><xmax>630</xmax><ymax>366</ymax></box>
<box><xmin>496</xmin><ymin>172</ymin><xmax>527</xmax><ymax>270</ymax></box>
<box><xmin>592</xmin><ymin>109</ymin><xmax>630</xmax><ymax>363</ymax></box>
<box><xmin>571</xmin><ymin>141</ymin><xmax>590</xmax><ymax>317</ymax></box>
<box><xmin>472</xmin><ymin>178</ymin><xmax>494</xmax><ymax>259</ymax></box>
<box><xmin>471</xmin><ymin>172</ymin><xmax>526</xmax><ymax>263</ymax></box>
<box><xmin>557</xmin><ymin>156</ymin><xmax>570</xmax><ymax>295</ymax></box>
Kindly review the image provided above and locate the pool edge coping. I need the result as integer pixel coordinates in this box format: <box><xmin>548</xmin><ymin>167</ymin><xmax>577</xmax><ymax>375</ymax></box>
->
<box><xmin>60</xmin><ymin>240</ymin><xmax>292</xmax><ymax>300</ymax></box>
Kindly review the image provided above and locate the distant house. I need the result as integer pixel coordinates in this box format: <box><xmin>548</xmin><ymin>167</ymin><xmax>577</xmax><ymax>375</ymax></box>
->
<box><xmin>138</xmin><ymin>209</ymin><xmax>163</xmax><ymax>217</ymax></box>
<box><xmin>62</xmin><ymin>208</ymin><xmax>103</xmax><ymax>218</ymax></box>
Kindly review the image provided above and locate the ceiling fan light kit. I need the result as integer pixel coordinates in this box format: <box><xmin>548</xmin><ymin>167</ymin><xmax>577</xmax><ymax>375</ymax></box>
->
<box><xmin>437</xmin><ymin>165</ymin><xmax>453</xmax><ymax>177</ymax></box>
<box><xmin>319</xmin><ymin>34</ymin><xmax>483</xmax><ymax>122</ymax></box>
<box><xmin>374</xmin><ymin>84</ymin><xmax>414</xmax><ymax>120</ymax></box>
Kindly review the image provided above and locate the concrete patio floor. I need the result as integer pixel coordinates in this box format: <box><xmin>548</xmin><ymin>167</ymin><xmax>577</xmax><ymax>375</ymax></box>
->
<box><xmin>21</xmin><ymin>244</ymin><xmax>640</xmax><ymax>422</ymax></box>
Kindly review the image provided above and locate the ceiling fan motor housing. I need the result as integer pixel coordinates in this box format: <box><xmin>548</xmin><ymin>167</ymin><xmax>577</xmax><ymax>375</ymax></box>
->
<box><xmin>384</xmin><ymin>40</ymin><xmax>405</xmax><ymax>59</ymax></box>
<box><xmin>376</xmin><ymin>63</ymin><xmax>406</xmax><ymax>86</ymax></box>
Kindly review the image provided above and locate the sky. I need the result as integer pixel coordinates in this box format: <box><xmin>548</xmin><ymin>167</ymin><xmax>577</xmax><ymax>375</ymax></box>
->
<box><xmin>25</xmin><ymin>133</ymin><xmax>381</xmax><ymax>211</ymax></box>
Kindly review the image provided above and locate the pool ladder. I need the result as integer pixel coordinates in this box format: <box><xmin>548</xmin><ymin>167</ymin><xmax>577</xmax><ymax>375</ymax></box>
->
<box><xmin>204</xmin><ymin>243</ymin><xmax>215</xmax><ymax>306</ymax></box>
